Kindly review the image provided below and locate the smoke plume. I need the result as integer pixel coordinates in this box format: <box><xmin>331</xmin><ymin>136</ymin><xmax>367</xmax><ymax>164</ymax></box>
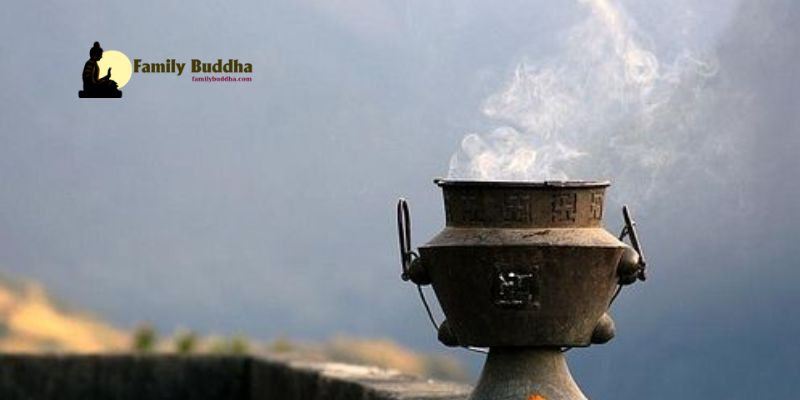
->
<box><xmin>448</xmin><ymin>0</ymin><xmax>723</xmax><ymax>202</ymax></box>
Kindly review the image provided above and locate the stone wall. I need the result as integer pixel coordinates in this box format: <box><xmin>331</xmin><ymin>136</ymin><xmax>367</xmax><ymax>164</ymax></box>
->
<box><xmin>0</xmin><ymin>355</ymin><xmax>471</xmax><ymax>400</ymax></box>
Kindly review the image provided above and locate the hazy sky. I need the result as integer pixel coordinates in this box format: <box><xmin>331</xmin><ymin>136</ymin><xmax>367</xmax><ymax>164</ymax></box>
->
<box><xmin>1</xmin><ymin>0</ymin><xmax>798</xmax><ymax>398</ymax></box>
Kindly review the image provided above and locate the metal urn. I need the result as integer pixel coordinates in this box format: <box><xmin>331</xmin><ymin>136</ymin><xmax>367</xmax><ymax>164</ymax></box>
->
<box><xmin>396</xmin><ymin>179</ymin><xmax>646</xmax><ymax>400</ymax></box>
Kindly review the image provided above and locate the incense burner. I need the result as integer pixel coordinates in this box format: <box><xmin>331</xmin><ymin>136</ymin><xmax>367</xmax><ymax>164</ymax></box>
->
<box><xmin>397</xmin><ymin>179</ymin><xmax>646</xmax><ymax>400</ymax></box>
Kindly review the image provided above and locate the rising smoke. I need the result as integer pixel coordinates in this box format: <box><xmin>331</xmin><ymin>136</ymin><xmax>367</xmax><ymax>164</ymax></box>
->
<box><xmin>448</xmin><ymin>0</ymin><xmax>723</xmax><ymax>203</ymax></box>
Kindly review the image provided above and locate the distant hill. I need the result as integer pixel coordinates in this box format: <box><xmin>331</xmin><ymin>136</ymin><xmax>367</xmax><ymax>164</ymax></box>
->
<box><xmin>0</xmin><ymin>275</ymin><xmax>466</xmax><ymax>381</ymax></box>
<box><xmin>0</xmin><ymin>276</ymin><xmax>129</xmax><ymax>352</ymax></box>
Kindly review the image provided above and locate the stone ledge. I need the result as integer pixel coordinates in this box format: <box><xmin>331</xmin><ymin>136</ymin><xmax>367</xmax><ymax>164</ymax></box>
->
<box><xmin>0</xmin><ymin>354</ymin><xmax>471</xmax><ymax>400</ymax></box>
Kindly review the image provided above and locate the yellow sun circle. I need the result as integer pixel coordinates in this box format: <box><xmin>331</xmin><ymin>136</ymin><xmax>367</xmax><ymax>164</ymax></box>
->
<box><xmin>97</xmin><ymin>50</ymin><xmax>132</xmax><ymax>88</ymax></box>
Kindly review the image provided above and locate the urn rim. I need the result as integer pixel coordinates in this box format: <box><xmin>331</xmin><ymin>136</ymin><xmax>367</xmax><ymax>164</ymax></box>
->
<box><xmin>434</xmin><ymin>178</ymin><xmax>610</xmax><ymax>189</ymax></box>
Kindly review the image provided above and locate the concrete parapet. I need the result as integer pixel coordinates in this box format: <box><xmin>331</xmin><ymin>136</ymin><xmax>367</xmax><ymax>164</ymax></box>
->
<box><xmin>0</xmin><ymin>354</ymin><xmax>471</xmax><ymax>400</ymax></box>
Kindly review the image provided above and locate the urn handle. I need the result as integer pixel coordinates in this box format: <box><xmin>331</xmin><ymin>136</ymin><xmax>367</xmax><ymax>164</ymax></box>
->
<box><xmin>396</xmin><ymin>199</ymin><xmax>431</xmax><ymax>285</ymax></box>
<box><xmin>395</xmin><ymin>198</ymin><xmax>481</xmax><ymax>351</ymax></box>
<box><xmin>617</xmin><ymin>205</ymin><xmax>647</xmax><ymax>285</ymax></box>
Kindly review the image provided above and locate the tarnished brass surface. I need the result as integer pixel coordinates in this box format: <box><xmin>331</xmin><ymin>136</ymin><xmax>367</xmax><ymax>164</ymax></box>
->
<box><xmin>418</xmin><ymin>180</ymin><xmax>630</xmax><ymax>347</ymax></box>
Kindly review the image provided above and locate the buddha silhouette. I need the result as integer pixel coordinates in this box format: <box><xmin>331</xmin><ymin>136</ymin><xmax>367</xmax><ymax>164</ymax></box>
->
<box><xmin>79</xmin><ymin>42</ymin><xmax>122</xmax><ymax>98</ymax></box>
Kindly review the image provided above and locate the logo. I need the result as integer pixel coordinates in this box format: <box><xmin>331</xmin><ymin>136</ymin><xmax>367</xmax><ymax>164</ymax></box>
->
<box><xmin>79</xmin><ymin>41</ymin><xmax>131</xmax><ymax>98</ymax></box>
<box><xmin>78</xmin><ymin>41</ymin><xmax>255</xmax><ymax>98</ymax></box>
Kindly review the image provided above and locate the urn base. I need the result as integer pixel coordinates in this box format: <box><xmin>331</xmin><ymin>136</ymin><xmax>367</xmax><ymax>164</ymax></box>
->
<box><xmin>469</xmin><ymin>347</ymin><xmax>586</xmax><ymax>400</ymax></box>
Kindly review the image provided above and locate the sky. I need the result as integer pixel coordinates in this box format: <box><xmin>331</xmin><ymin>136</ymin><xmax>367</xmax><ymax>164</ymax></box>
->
<box><xmin>1</xmin><ymin>0</ymin><xmax>799</xmax><ymax>398</ymax></box>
